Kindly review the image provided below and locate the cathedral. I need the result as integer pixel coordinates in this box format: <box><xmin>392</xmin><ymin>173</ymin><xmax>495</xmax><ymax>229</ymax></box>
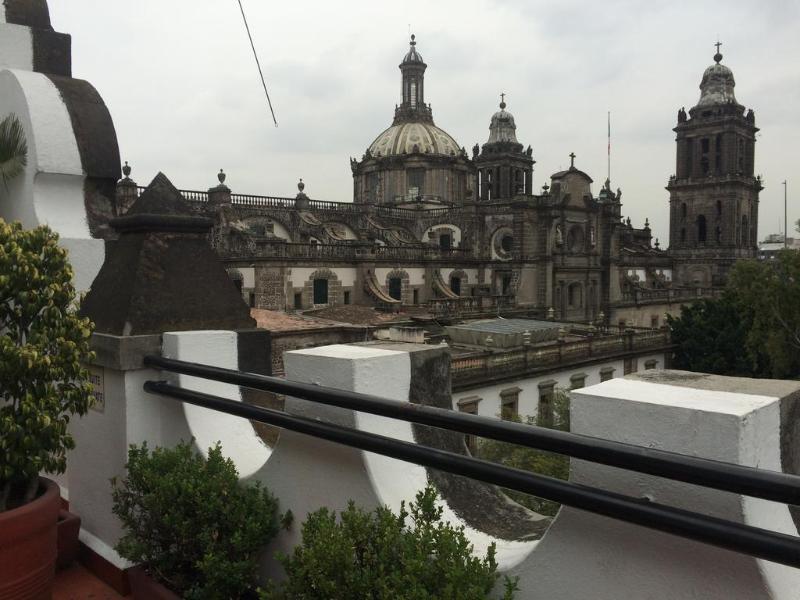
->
<box><xmin>120</xmin><ymin>36</ymin><xmax>761</xmax><ymax>328</ymax></box>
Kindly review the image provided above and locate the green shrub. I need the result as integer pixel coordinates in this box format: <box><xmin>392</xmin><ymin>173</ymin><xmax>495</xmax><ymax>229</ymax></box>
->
<box><xmin>111</xmin><ymin>441</ymin><xmax>280</xmax><ymax>599</ymax></box>
<box><xmin>477</xmin><ymin>390</ymin><xmax>570</xmax><ymax>517</ymax></box>
<box><xmin>265</xmin><ymin>485</ymin><xmax>517</xmax><ymax>600</ymax></box>
<box><xmin>0</xmin><ymin>220</ymin><xmax>95</xmax><ymax>512</ymax></box>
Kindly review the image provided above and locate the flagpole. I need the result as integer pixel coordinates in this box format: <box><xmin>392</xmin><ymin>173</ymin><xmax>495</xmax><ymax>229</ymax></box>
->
<box><xmin>607</xmin><ymin>111</ymin><xmax>611</xmax><ymax>184</ymax></box>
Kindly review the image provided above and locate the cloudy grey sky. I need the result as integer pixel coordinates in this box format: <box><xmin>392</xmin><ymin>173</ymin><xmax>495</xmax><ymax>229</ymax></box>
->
<box><xmin>50</xmin><ymin>0</ymin><xmax>799</xmax><ymax>244</ymax></box>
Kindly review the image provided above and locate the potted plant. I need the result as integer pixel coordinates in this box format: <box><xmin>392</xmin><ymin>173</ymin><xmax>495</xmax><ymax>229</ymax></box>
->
<box><xmin>112</xmin><ymin>440</ymin><xmax>282</xmax><ymax>599</ymax></box>
<box><xmin>0</xmin><ymin>220</ymin><xmax>96</xmax><ymax>598</ymax></box>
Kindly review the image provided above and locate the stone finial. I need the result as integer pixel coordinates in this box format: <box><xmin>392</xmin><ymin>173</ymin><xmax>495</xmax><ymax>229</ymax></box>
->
<box><xmin>713</xmin><ymin>39</ymin><xmax>723</xmax><ymax>64</ymax></box>
<box><xmin>542</xmin><ymin>182</ymin><xmax>550</xmax><ymax>194</ymax></box>
<box><xmin>547</xmin><ymin>306</ymin><xmax>555</xmax><ymax>320</ymax></box>
<box><xmin>218</xmin><ymin>169</ymin><xmax>226</xmax><ymax>185</ymax></box>
<box><xmin>522</xmin><ymin>330</ymin><xmax>531</xmax><ymax>346</ymax></box>
<box><xmin>644</xmin><ymin>218</ymin><xmax>650</xmax><ymax>229</ymax></box>
<box><xmin>655</xmin><ymin>238</ymin><xmax>661</xmax><ymax>249</ymax></box>
<box><xmin>122</xmin><ymin>161</ymin><xmax>132</xmax><ymax>179</ymax></box>
<box><xmin>298</xmin><ymin>178</ymin><xmax>305</xmax><ymax>193</ymax></box>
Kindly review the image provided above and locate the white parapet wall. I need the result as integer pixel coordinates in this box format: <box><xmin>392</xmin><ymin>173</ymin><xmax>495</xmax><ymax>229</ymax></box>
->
<box><xmin>511</xmin><ymin>370</ymin><xmax>800</xmax><ymax>600</ymax></box>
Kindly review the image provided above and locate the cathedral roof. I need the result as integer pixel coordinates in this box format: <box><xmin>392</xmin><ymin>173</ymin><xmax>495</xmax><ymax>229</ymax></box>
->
<box><xmin>402</xmin><ymin>34</ymin><xmax>424</xmax><ymax>65</ymax></box>
<box><xmin>486</xmin><ymin>98</ymin><xmax>518</xmax><ymax>144</ymax></box>
<box><xmin>369</xmin><ymin>121</ymin><xmax>461</xmax><ymax>157</ymax></box>
<box><xmin>694</xmin><ymin>50</ymin><xmax>739</xmax><ymax>108</ymax></box>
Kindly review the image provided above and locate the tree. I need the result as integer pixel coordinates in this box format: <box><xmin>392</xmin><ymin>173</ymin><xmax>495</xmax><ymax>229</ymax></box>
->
<box><xmin>476</xmin><ymin>390</ymin><xmax>570</xmax><ymax>517</ymax></box>
<box><xmin>667</xmin><ymin>294</ymin><xmax>761</xmax><ymax>376</ymax></box>
<box><xmin>668</xmin><ymin>251</ymin><xmax>800</xmax><ymax>379</ymax></box>
<box><xmin>727</xmin><ymin>250</ymin><xmax>800</xmax><ymax>378</ymax></box>
<box><xmin>0</xmin><ymin>221</ymin><xmax>95</xmax><ymax>511</ymax></box>
<box><xmin>0</xmin><ymin>114</ymin><xmax>28</xmax><ymax>190</ymax></box>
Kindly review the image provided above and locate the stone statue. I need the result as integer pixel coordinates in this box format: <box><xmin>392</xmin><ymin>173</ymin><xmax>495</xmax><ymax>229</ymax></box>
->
<box><xmin>526</xmin><ymin>145</ymin><xmax>533</xmax><ymax>157</ymax></box>
<box><xmin>472</xmin><ymin>143</ymin><xmax>480</xmax><ymax>159</ymax></box>
<box><xmin>555</xmin><ymin>224</ymin><xmax>563</xmax><ymax>246</ymax></box>
<box><xmin>589</xmin><ymin>226</ymin><xmax>596</xmax><ymax>247</ymax></box>
<box><xmin>678</xmin><ymin>107</ymin><xmax>687</xmax><ymax>123</ymax></box>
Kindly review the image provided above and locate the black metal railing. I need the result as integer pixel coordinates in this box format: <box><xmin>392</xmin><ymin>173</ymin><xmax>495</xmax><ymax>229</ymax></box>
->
<box><xmin>143</xmin><ymin>355</ymin><xmax>800</xmax><ymax>568</ymax></box>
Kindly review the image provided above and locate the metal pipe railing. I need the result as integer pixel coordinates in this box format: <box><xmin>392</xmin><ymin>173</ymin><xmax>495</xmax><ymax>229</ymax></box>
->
<box><xmin>143</xmin><ymin>380</ymin><xmax>800</xmax><ymax>568</ymax></box>
<box><xmin>143</xmin><ymin>355</ymin><xmax>800</xmax><ymax>506</ymax></box>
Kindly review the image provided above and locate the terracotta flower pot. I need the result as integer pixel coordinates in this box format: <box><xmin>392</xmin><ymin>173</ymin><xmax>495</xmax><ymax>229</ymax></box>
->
<box><xmin>56</xmin><ymin>508</ymin><xmax>82</xmax><ymax>570</ymax></box>
<box><xmin>0</xmin><ymin>477</ymin><xmax>60</xmax><ymax>600</ymax></box>
<box><xmin>127</xmin><ymin>565</ymin><xmax>181</xmax><ymax>600</ymax></box>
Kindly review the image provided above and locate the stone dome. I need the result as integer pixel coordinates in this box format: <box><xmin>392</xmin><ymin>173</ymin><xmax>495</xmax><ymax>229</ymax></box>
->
<box><xmin>402</xmin><ymin>34</ymin><xmax>424</xmax><ymax>64</ymax></box>
<box><xmin>369</xmin><ymin>121</ymin><xmax>461</xmax><ymax>157</ymax></box>
<box><xmin>695</xmin><ymin>57</ymin><xmax>738</xmax><ymax>108</ymax></box>
<box><xmin>487</xmin><ymin>101</ymin><xmax>518</xmax><ymax>144</ymax></box>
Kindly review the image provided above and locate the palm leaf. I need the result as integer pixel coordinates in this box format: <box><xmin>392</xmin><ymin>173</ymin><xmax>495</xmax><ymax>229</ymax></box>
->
<box><xmin>0</xmin><ymin>114</ymin><xmax>29</xmax><ymax>190</ymax></box>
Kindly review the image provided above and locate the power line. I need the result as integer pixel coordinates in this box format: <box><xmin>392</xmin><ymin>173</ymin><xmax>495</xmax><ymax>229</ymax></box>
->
<box><xmin>236</xmin><ymin>0</ymin><xmax>278</xmax><ymax>127</ymax></box>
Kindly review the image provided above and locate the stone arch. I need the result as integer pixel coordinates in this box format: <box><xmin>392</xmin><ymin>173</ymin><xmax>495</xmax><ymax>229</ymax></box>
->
<box><xmin>240</xmin><ymin>216</ymin><xmax>292</xmax><ymax>241</ymax></box>
<box><xmin>423</xmin><ymin>224</ymin><xmax>463</xmax><ymax>248</ymax></box>
<box><xmin>385</xmin><ymin>268</ymin><xmax>411</xmax><ymax>304</ymax></box>
<box><xmin>448</xmin><ymin>269</ymin><xmax>469</xmax><ymax>297</ymax></box>
<box><xmin>304</xmin><ymin>267</ymin><xmax>341</xmax><ymax>307</ymax></box>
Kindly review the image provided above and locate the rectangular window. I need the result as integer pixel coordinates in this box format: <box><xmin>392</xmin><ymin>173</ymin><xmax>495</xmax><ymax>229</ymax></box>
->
<box><xmin>645</xmin><ymin>359</ymin><xmax>658</xmax><ymax>370</ymax></box>
<box><xmin>408</xmin><ymin>168</ymin><xmax>425</xmax><ymax>198</ymax></box>
<box><xmin>293</xmin><ymin>292</ymin><xmax>302</xmax><ymax>310</ymax></box>
<box><xmin>537</xmin><ymin>380</ymin><xmax>556</xmax><ymax>427</ymax></box>
<box><xmin>500</xmin><ymin>387</ymin><xmax>521</xmax><ymax>421</ymax></box>
<box><xmin>413</xmin><ymin>289</ymin><xmax>419</xmax><ymax>304</ymax></box>
<box><xmin>570</xmin><ymin>373</ymin><xmax>587</xmax><ymax>390</ymax></box>
<box><xmin>623</xmin><ymin>358</ymin><xmax>638</xmax><ymax>375</ymax></box>
<box><xmin>458</xmin><ymin>396</ymin><xmax>481</xmax><ymax>454</ymax></box>
<box><xmin>650</xmin><ymin>315</ymin><xmax>659</xmax><ymax>329</ymax></box>
<box><xmin>600</xmin><ymin>367</ymin><xmax>615</xmax><ymax>382</ymax></box>
<box><xmin>343</xmin><ymin>291</ymin><xmax>351</xmax><ymax>305</ymax></box>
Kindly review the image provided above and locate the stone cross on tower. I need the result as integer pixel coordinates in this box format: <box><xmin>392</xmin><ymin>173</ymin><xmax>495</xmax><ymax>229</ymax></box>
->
<box><xmin>714</xmin><ymin>39</ymin><xmax>723</xmax><ymax>63</ymax></box>
<box><xmin>569</xmin><ymin>152</ymin><xmax>576</xmax><ymax>168</ymax></box>
<box><xmin>500</xmin><ymin>92</ymin><xmax>506</xmax><ymax>108</ymax></box>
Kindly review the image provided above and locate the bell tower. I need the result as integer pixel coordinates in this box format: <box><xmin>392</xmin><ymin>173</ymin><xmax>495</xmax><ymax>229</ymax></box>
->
<box><xmin>667</xmin><ymin>43</ymin><xmax>761</xmax><ymax>287</ymax></box>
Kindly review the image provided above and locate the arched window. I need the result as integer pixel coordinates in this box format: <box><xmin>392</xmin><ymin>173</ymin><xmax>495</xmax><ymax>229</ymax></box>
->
<box><xmin>681</xmin><ymin>203</ymin><xmax>687</xmax><ymax>220</ymax></box>
<box><xmin>450</xmin><ymin>276</ymin><xmax>461</xmax><ymax>296</ymax></box>
<box><xmin>716</xmin><ymin>200</ymin><xmax>722</xmax><ymax>216</ymax></box>
<box><xmin>680</xmin><ymin>227</ymin><xmax>686</xmax><ymax>243</ymax></box>
<box><xmin>741</xmin><ymin>215</ymin><xmax>749</xmax><ymax>246</ymax></box>
<box><xmin>697</xmin><ymin>215</ymin><xmax>707</xmax><ymax>243</ymax></box>
<box><xmin>715</xmin><ymin>226</ymin><xmax>722</xmax><ymax>243</ymax></box>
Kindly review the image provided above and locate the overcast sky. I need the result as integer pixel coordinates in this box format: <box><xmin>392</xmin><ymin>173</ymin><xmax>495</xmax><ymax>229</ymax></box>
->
<box><xmin>49</xmin><ymin>0</ymin><xmax>800</xmax><ymax>244</ymax></box>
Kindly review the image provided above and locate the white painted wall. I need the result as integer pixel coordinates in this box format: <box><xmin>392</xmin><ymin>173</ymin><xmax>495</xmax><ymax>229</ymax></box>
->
<box><xmin>0</xmin><ymin>25</ymin><xmax>33</xmax><ymax>71</ymax></box>
<box><xmin>454</xmin><ymin>352</ymin><xmax>665</xmax><ymax>419</ymax></box>
<box><xmin>0</xmin><ymin>68</ymin><xmax>105</xmax><ymax>291</ymax></box>
<box><xmin>512</xmin><ymin>374</ymin><xmax>800</xmax><ymax>599</ymax></box>
<box><xmin>290</xmin><ymin>266</ymin><xmax>357</xmax><ymax>288</ymax></box>
<box><xmin>237</xmin><ymin>266</ymin><xmax>255</xmax><ymax>289</ymax></box>
<box><xmin>375</xmin><ymin>267</ymin><xmax>425</xmax><ymax>286</ymax></box>
<box><xmin>259</xmin><ymin>344</ymin><xmax>536</xmax><ymax>576</ymax></box>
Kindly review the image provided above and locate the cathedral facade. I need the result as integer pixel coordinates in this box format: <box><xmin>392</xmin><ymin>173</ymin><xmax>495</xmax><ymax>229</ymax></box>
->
<box><xmin>120</xmin><ymin>37</ymin><xmax>760</xmax><ymax>328</ymax></box>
